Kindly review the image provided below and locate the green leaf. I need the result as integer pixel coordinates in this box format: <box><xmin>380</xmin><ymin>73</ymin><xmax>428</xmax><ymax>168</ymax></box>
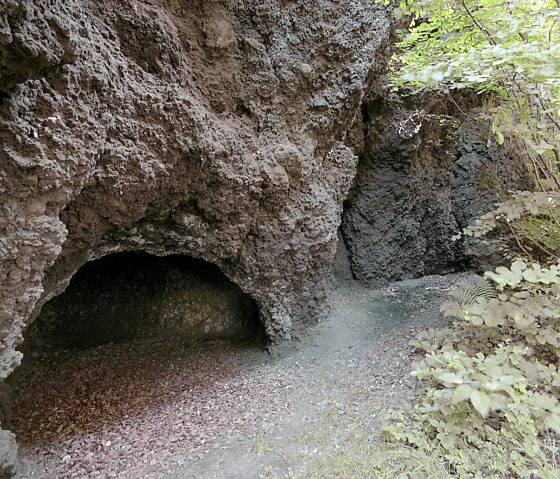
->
<box><xmin>511</xmin><ymin>260</ymin><xmax>527</xmax><ymax>273</ymax></box>
<box><xmin>438</xmin><ymin>372</ymin><xmax>463</xmax><ymax>385</ymax></box>
<box><xmin>470</xmin><ymin>390</ymin><xmax>492</xmax><ymax>418</ymax></box>
<box><xmin>546</xmin><ymin>413</ymin><xmax>560</xmax><ymax>435</ymax></box>
<box><xmin>534</xmin><ymin>394</ymin><xmax>557</xmax><ymax>412</ymax></box>
<box><xmin>452</xmin><ymin>384</ymin><xmax>473</xmax><ymax>403</ymax></box>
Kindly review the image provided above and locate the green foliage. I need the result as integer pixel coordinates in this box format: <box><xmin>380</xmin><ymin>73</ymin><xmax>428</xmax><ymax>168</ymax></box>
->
<box><xmin>373</xmin><ymin>2</ymin><xmax>560</xmax><ymax>476</ymax></box>
<box><xmin>458</xmin><ymin>191</ymin><xmax>560</xmax><ymax>263</ymax></box>
<box><xmin>383</xmin><ymin>262</ymin><xmax>560</xmax><ymax>477</ymax></box>
<box><xmin>385</xmin><ymin>0</ymin><xmax>560</xmax><ymax>190</ymax></box>
<box><xmin>382</xmin><ymin>0</ymin><xmax>560</xmax><ymax>266</ymax></box>
<box><xmin>439</xmin><ymin>276</ymin><xmax>496</xmax><ymax>319</ymax></box>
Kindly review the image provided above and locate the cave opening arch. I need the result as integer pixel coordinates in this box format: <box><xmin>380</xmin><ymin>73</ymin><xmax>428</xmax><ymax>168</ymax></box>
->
<box><xmin>4</xmin><ymin>251</ymin><xmax>266</xmax><ymax>450</ymax></box>
<box><xmin>23</xmin><ymin>251</ymin><xmax>265</xmax><ymax>354</ymax></box>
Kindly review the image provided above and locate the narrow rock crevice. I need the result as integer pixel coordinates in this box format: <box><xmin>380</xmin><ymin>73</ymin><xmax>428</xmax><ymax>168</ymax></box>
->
<box><xmin>341</xmin><ymin>92</ymin><xmax>465</xmax><ymax>285</ymax></box>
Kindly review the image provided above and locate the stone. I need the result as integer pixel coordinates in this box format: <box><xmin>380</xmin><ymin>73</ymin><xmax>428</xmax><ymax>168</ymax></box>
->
<box><xmin>341</xmin><ymin>92</ymin><xmax>531</xmax><ymax>284</ymax></box>
<box><xmin>0</xmin><ymin>0</ymin><xmax>393</xmax><ymax>469</ymax></box>
<box><xmin>0</xmin><ymin>430</ymin><xmax>16</xmax><ymax>479</ymax></box>
<box><xmin>341</xmin><ymin>92</ymin><xmax>466</xmax><ymax>284</ymax></box>
<box><xmin>0</xmin><ymin>0</ymin><xmax>392</xmax><ymax>371</ymax></box>
<box><xmin>204</xmin><ymin>18</ymin><xmax>237</xmax><ymax>50</ymax></box>
<box><xmin>452</xmin><ymin>119</ymin><xmax>531</xmax><ymax>271</ymax></box>
<box><xmin>0</xmin><ymin>384</ymin><xmax>11</xmax><ymax>429</ymax></box>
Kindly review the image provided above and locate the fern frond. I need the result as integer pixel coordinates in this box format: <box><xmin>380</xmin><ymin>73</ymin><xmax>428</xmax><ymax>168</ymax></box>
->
<box><xmin>449</xmin><ymin>277</ymin><xmax>496</xmax><ymax>303</ymax></box>
<box><xmin>440</xmin><ymin>277</ymin><xmax>496</xmax><ymax>319</ymax></box>
<box><xmin>440</xmin><ymin>300</ymin><xmax>468</xmax><ymax>318</ymax></box>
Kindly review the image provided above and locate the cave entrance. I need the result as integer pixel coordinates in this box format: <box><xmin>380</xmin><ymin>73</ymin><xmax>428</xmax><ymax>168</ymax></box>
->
<box><xmin>4</xmin><ymin>252</ymin><xmax>265</xmax><ymax>463</ymax></box>
<box><xmin>24</xmin><ymin>252</ymin><xmax>263</xmax><ymax>353</ymax></box>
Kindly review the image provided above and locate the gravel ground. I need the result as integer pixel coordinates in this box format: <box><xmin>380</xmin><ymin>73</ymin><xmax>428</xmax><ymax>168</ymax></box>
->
<box><xmin>10</xmin><ymin>273</ymin><xmax>472</xmax><ymax>479</ymax></box>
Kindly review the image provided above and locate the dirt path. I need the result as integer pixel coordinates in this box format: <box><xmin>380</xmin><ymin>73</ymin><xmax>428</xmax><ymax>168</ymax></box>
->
<box><xmin>12</xmin><ymin>273</ymin><xmax>470</xmax><ymax>479</ymax></box>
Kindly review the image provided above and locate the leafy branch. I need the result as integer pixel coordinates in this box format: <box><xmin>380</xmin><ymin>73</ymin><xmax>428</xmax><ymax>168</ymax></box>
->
<box><xmin>388</xmin><ymin>0</ymin><xmax>560</xmax><ymax>191</ymax></box>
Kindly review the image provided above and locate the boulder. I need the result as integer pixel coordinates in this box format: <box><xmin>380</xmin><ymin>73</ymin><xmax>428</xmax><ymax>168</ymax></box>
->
<box><xmin>0</xmin><ymin>0</ymin><xmax>393</xmax><ymax>470</ymax></box>
<box><xmin>0</xmin><ymin>0</ymin><xmax>392</xmax><ymax>371</ymax></box>
<box><xmin>452</xmin><ymin>119</ymin><xmax>531</xmax><ymax>271</ymax></box>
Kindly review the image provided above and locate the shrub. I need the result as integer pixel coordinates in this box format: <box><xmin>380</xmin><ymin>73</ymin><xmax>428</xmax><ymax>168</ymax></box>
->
<box><xmin>457</xmin><ymin>192</ymin><xmax>560</xmax><ymax>265</ymax></box>
<box><xmin>375</xmin><ymin>1</ymin><xmax>560</xmax><ymax>476</ymax></box>
<box><xmin>384</xmin><ymin>261</ymin><xmax>560</xmax><ymax>477</ymax></box>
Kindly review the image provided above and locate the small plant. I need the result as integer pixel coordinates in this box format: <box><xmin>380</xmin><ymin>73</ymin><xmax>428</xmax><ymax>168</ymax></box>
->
<box><xmin>383</xmin><ymin>261</ymin><xmax>560</xmax><ymax>477</ymax></box>
<box><xmin>259</xmin><ymin>465</ymin><xmax>278</xmax><ymax>479</ymax></box>
<box><xmin>456</xmin><ymin>192</ymin><xmax>560</xmax><ymax>264</ymax></box>
<box><xmin>253</xmin><ymin>433</ymin><xmax>274</xmax><ymax>457</ymax></box>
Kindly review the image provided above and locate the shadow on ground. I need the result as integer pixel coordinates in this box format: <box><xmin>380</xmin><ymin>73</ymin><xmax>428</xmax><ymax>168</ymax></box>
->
<box><xmin>13</xmin><ymin>273</ymin><xmax>471</xmax><ymax>479</ymax></box>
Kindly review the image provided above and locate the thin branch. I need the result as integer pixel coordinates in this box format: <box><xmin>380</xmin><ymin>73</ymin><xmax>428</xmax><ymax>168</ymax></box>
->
<box><xmin>446</xmin><ymin>91</ymin><xmax>467</xmax><ymax>116</ymax></box>
<box><xmin>554</xmin><ymin>148</ymin><xmax>560</xmax><ymax>171</ymax></box>
<box><xmin>515</xmin><ymin>223</ymin><xmax>559</xmax><ymax>260</ymax></box>
<box><xmin>536</xmin><ymin>95</ymin><xmax>560</xmax><ymax>131</ymax></box>
<box><xmin>506</xmin><ymin>221</ymin><xmax>533</xmax><ymax>258</ymax></box>
<box><xmin>549</xmin><ymin>20</ymin><xmax>557</xmax><ymax>43</ymax></box>
<box><xmin>461</xmin><ymin>0</ymin><xmax>497</xmax><ymax>45</ymax></box>
<box><xmin>526</xmin><ymin>149</ymin><xmax>547</xmax><ymax>192</ymax></box>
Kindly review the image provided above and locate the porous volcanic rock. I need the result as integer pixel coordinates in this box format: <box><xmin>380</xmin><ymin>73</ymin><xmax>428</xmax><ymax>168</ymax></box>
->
<box><xmin>0</xmin><ymin>0</ymin><xmax>393</xmax><ymax>470</ymax></box>
<box><xmin>452</xmin><ymin>119</ymin><xmax>531</xmax><ymax>271</ymax></box>
<box><xmin>340</xmin><ymin>90</ymin><xmax>531</xmax><ymax>284</ymax></box>
<box><xmin>0</xmin><ymin>430</ymin><xmax>16</xmax><ymax>479</ymax></box>
<box><xmin>341</xmin><ymin>91</ymin><xmax>466</xmax><ymax>284</ymax></box>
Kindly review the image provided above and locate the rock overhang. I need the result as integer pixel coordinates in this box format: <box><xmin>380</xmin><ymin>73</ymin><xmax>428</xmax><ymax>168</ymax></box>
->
<box><xmin>0</xmin><ymin>8</ymin><xmax>394</xmax><ymax>471</ymax></box>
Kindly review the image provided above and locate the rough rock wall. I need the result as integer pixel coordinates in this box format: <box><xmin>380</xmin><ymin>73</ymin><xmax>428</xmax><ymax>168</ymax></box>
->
<box><xmin>340</xmin><ymin>90</ymin><xmax>531</xmax><ymax>285</ymax></box>
<box><xmin>0</xmin><ymin>0</ymin><xmax>392</xmax><ymax>371</ymax></box>
<box><xmin>341</xmin><ymin>91</ymin><xmax>466</xmax><ymax>284</ymax></box>
<box><xmin>0</xmin><ymin>0</ymin><xmax>393</xmax><ymax>471</ymax></box>
<box><xmin>453</xmin><ymin>120</ymin><xmax>532</xmax><ymax>270</ymax></box>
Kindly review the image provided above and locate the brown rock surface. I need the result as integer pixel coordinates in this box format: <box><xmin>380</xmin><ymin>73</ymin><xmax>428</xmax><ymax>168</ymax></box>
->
<box><xmin>0</xmin><ymin>0</ymin><xmax>392</xmax><ymax>471</ymax></box>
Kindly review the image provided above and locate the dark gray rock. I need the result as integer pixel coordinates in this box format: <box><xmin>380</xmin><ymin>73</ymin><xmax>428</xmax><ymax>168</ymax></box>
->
<box><xmin>341</xmin><ymin>92</ymin><xmax>465</xmax><ymax>284</ymax></box>
<box><xmin>0</xmin><ymin>384</ymin><xmax>10</xmax><ymax>430</ymax></box>
<box><xmin>452</xmin><ymin>120</ymin><xmax>532</xmax><ymax>271</ymax></box>
<box><xmin>452</xmin><ymin>119</ymin><xmax>531</xmax><ymax>232</ymax></box>
<box><xmin>332</xmin><ymin>229</ymin><xmax>354</xmax><ymax>286</ymax></box>
<box><xmin>341</xmin><ymin>90</ymin><xmax>531</xmax><ymax>284</ymax></box>
<box><xmin>0</xmin><ymin>431</ymin><xmax>16</xmax><ymax>479</ymax></box>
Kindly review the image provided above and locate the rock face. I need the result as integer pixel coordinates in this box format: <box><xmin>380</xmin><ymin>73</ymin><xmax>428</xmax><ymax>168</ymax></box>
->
<box><xmin>0</xmin><ymin>0</ymin><xmax>392</xmax><ymax>470</ymax></box>
<box><xmin>0</xmin><ymin>0</ymin><xmax>392</xmax><ymax>370</ymax></box>
<box><xmin>24</xmin><ymin>253</ymin><xmax>262</xmax><ymax>352</ymax></box>
<box><xmin>340</xmin><ymin>90</ymin><xmax>531</xmax><ymax>284</ymax></box>
<box><xmin>341</xmin><ymin>92</ymin><xmax>466</xmax><ymax>284</ymax></box>
<box><xmin>452</xmin><ymin>120</ymin><xmax>531</xmax><ymax>270</ymax></box>
<box><xmin>0</xmin><ymin>430</ymin><xmax>16</xmax><ymax>479</ymax></box>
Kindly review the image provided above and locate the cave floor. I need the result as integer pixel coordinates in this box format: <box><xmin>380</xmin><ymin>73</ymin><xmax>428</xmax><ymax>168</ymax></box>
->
<box><xmin>12</xmin><ymin>272</ymin><xmax>473</xmax><ymax>479</ymax></box>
